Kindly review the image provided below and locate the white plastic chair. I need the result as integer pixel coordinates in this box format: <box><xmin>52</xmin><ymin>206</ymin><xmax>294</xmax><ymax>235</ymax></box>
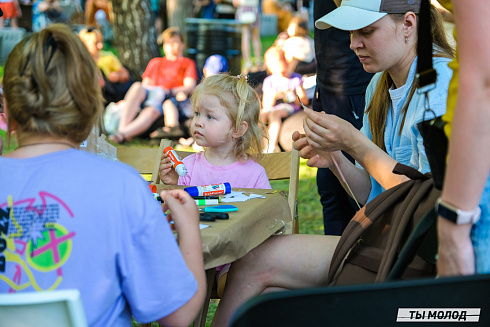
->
<box><xmin>0</xmin><ymin>289</ymin><xmax>87</xmax><ymax>327</ymax></box>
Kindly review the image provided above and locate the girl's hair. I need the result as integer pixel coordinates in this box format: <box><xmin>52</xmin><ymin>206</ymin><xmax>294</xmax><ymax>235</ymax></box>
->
<box><xmin>366</xmin><ymin>5</ymin><xmax>454</xmax><ymax>151</ymax></box>
<box><xmin>190</xmin><ymin>74</ymin><xmax>267</xmax><ymax>161</ymax></box>
<box><xmin>287</xmin><ymin>15</ymin><xmax>309</xmax><ymax>37</ymax></box>
<box><xmin>3</xmin><ymin>24</ymin><xmax>105</xmax><ymax>144</ymax></box>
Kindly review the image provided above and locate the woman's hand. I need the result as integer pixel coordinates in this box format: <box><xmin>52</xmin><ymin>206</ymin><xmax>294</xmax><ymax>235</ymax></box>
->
<box><xmin>292</xmin><ymin>131</ymin><xmax>340</xmax><ymax>169</ymax></box>
<box><xmin>437</xmin><ymin>218</ymin><xmax>475</xmax><ymax>276</ymax></box>
<box><xmin>159</xmin><ymin>152</ymin><xmax>179</xmax><ymax>185</ymax></box>
<box><xmin>161</xmin><ymin>189</ymin><xmax>199</xmax><ymax>233</ymax></box>
<box><xmin>303</xmin><ymin>108</ymin><xmax>356</xmax><ymax>153</ymax></box>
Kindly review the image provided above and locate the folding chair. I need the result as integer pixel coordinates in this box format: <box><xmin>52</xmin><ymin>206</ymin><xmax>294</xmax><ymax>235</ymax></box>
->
<box><xmin>0</xmin><ymin>289</ymin><xmax>87</xmax><ymax>327</ymax></box>
<box><xmin>116</xmin><ymin>145</ymin><xmax>162</xmax><ymax>184</ymax></box>
<box><xmin>154</xmin><ymin>139</ymin><xmax>300</xmax><ymax>233</ymax></box>
<box><xmin>229</xmin><ymin>274</ymin><xmax>490</xmax><ymax>327</ymax></box>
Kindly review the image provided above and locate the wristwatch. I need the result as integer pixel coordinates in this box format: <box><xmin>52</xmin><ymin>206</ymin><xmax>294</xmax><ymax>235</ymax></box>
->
<box><xmin>436</xmin><ymin>198</ymin><xmax>481</xmax><ymax>225</ymax></box>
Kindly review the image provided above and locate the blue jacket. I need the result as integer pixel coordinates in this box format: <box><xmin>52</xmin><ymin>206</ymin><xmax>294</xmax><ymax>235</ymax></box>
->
<box><xmin>360</xmin><ymin>56</ymin><xmax>453</xmax><ymax>202</ymax></box>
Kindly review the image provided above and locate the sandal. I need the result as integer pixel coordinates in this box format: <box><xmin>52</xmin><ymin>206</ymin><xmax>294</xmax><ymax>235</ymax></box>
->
<box><xmin>109</xmin><ymin>132</ymin><xmax>130</xmax><ymax>144</ymax></box>
<box><xmin>149</xmin><ymin>125</ymin><xmax>185</xmax><ymax>139</ymax></box>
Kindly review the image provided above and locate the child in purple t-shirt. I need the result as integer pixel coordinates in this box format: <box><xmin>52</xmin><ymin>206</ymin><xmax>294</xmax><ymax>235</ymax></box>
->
<box><xmin>262</xmin><ymin>45</ymin><xmax>309</xmax><ymax>153</ymax></box>
<box><xmin>158</xmin><ymin>73</ymin><xmax>271</xmax><ymax>296</ymax></box>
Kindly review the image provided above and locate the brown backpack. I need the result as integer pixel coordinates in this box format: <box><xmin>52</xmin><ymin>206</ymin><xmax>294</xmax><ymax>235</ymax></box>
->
<box><xmin>328</xmin><ymin>163</ymin><xmax>440</xmax><ymax>286</ymax></box>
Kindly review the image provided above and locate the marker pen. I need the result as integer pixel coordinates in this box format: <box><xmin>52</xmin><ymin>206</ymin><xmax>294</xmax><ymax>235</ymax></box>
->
<box><xmin>195</xmin><ymin>199</ymin><xmax>220</xmax><ymax>206</ymax></box>
<box><xmin>184</xmin><ymin>182</ymin><xmax>231</xmax><ymax>196</ymax></box>
<box><xmin>164</xmin><ymin>146</ymin><xmax>188</xmax><ymax>177</ymax></box>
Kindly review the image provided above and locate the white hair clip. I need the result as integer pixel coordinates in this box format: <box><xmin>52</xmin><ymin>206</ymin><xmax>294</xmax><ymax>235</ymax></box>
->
<box><xmin>237</xmin><ymin>74</ymin><xmax>248</xmax><ymax>81</ymax></box>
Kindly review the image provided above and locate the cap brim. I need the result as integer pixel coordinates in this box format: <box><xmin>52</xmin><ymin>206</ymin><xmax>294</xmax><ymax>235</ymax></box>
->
<box><xmin>315</xmin><ymin>6</ymin><xmax>387</xmax><ymax>31</ymax></box>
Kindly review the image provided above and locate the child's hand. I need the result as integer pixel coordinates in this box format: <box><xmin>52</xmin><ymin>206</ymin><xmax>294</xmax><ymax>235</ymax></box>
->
<box><xmin>161</xmin><ymin>189</ymin><xmax>199</xmax><ymax>233</ymax></box>
<box><xmin>159</xmin><ymin>152</ymin><xmax>179</xmax><ymax>184</ymax></box>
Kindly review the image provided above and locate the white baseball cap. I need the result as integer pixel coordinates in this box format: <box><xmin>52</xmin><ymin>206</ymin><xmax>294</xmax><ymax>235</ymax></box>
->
<box><xmin>315</xmin><ymin>0</ymin><xmax>421</xmax><ymax>31</ymax></box>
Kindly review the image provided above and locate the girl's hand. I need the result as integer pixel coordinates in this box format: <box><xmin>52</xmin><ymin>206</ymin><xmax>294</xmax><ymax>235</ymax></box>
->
<box><xmin>292</xmin><ymin>131</ymin><xmax>339</xmax><ymax>169</ymax></box>
<box><xmin>161</xmin><ymin>189</ymin><xmax>199</xmax><ymax>232</ymax></box>
<box><xmin>159</xmin><ymin>152</ymin><xmax>179</xmax><ymax>185</ymax></box>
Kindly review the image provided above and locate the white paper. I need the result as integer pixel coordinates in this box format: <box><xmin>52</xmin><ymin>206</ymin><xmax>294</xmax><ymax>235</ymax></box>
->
<box><xmin>221</xmin><ymin>191</ymin><xmax>266</xmax><ymax>203</ymax></box>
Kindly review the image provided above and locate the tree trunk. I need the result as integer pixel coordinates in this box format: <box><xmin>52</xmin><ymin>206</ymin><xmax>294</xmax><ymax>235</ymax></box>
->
<box><xmin>112</xmin><ymin>0</ymin><xmax>160</xmax><ymax>80</ymax></box>
<box><xmin>166</xmin><ymin>0</ymin><xmax>193</xmax><ymax>35</ymax></box>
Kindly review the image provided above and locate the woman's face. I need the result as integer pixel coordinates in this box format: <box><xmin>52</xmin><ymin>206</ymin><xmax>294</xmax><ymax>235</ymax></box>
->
<box><xmin>349</xmin><ymin>15</ymin><xmax>407</xmax><ymax>74</ymax></box>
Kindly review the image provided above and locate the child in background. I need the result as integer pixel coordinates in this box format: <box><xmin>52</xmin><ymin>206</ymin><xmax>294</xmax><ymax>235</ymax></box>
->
<box><xmin>262</xmin><ymin>45</ymin><xmax>308</xmax><ymax>153</ymax></box>
<box><xmin>111</xmin><ymin>27</ymin><xmax>197</xmax><ymax>143</ymax></box>
<box><xmin>158</xmin><ymin>73</ymin><xmax>271</xmax><ymax>296</ymax></box>
<box><xmin>203</xmin><ymin>54</ymin><xmax>229</xmax><ymax>78</ymax></box>
<box><xmin>79</xmin><ymin>27</ymin><xmax>131</xmax><ymax>104</ymax></box>
<box><xmin>0</xmin><ymin>0</ymin><xmax>20</xmax><ymax>28</ymax></box>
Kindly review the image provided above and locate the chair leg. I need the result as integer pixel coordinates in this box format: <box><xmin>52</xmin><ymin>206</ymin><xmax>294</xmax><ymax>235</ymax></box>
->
<box><xmin>192</xmin><ymin>269</ymin><xmax>217</xmax><ymax>327</ymax></box>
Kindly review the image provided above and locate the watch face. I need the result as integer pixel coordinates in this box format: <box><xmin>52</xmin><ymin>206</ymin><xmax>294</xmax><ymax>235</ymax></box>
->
<box><xmin>437</xmin><ymin>202</ymin><xmax>457</xmax><ymax>223</ymax></box>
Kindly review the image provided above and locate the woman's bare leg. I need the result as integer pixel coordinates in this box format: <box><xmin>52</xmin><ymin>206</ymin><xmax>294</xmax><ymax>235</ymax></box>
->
<box><xmin>211</xmin><ymin>234</ymin><xmax>340</xmax><ymax>327</ymax></box>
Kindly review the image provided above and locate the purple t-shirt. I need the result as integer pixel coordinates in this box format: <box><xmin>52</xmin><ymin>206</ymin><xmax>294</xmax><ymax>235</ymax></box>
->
<box><xmin>262</xmin><ymin>72</ymin><xmax>303</xmax><ymax>112</ymax></box>
<box><xmin>0</xmin><ymin>150</ymin><xmax>197</xmax><ymax>326</ymax></box>
<box><xmin>178</xmin><ymin>151</ymin><xmax>271</xmax><ymax>189</ymax></box>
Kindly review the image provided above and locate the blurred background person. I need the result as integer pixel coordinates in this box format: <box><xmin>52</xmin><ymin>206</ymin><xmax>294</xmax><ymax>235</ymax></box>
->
<box><xmin>261</xmin><ymin>45</ymin><xmax>307</xmax><ymax>153</ymax></box>
<box><xmin>234</xmin><ymin>0</ymin><xmax>262</xmax><ymax>73</ymax></box>
<box><xmin>282</xmin><ymin>15</ymin><xmax>316</xmax><ymax>75</ymax></box>
<box><xmin>0</xmin><ymin>0</ymin><xmax>20</xmax><ymax>28</ymax></box>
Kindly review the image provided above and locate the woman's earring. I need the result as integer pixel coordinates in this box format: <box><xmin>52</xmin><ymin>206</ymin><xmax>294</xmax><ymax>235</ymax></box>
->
<box><xmin>405</xmin><ymin>37</ymin><xmax>409</xmax><ymax>44</ymax></box>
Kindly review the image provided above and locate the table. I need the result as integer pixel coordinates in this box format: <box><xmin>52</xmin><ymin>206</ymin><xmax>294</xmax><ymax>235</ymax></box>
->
<box><xmin>154</xmin><ymin>186</ymin><xmax>292</xmax><ymax>327</ymax></box>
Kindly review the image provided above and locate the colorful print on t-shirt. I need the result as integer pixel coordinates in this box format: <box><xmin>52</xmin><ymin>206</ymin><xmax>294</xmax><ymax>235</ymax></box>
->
<box><xmin>0</xmin><ymin>191</ymin><xmax>76</xmax><ymax>292</ymax></box>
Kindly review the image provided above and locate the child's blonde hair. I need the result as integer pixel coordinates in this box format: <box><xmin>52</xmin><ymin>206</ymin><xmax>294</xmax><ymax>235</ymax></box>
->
<box><xmin>190</xmin><ymin>74</ymin><xmax>267</xmax><ymax>161</ymax></box>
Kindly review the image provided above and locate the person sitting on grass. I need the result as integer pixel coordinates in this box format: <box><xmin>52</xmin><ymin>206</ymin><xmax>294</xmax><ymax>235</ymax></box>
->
<box><xmin>261</xmin><ymin>45</ymin><xmax>308</xmax><ymax>153</ymax></box>
<box><xmin>79</xmin><ymin>27</ymin><xmax>132</xmax><ymax>104</ymax></box>
<box><xmin>0</xmin><ymin>24</ymin><xmax>206</xmax><ymax>326</ymax></box>
<box><xmin>109</xmin><ymin>27</ymin><xmax>198</xmax><ymax>144</ymax></box>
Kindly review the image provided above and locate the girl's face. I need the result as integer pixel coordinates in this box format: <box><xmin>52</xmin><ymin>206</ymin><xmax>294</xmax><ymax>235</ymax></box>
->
<box><xmin>191</xmin><ymin>94</ymin><xmax>235</xmax><ymax>149</ymax></box>
<box><xmin>349</xmin><ymin>15</ymin><xmax>407</xmax><ymax>74</ymax></box>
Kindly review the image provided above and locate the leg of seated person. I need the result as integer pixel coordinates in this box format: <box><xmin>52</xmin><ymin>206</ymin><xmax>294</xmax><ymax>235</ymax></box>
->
<box><xmin>163</xmin><ymin>99</ymin><xmax>179</xmax><ymax>127</ymax></box>
<box><xmin>267</xmin><ymin>109</ymin><xmax>289</xmax><ymax>152</ymax></box>
<box><xmin>118</xmin><ymin>82</ymin><xmax>147</xmax><ymax>130</ymax></box>
<box><xmin>118</xmin><ymin>106</ymin><xmax>161</xmax><ymax>140</ymax></box>
<box><xmin>211</xmin><ymin>234</ymin><xmax>340</xmax><ymax>327</ymax></box>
